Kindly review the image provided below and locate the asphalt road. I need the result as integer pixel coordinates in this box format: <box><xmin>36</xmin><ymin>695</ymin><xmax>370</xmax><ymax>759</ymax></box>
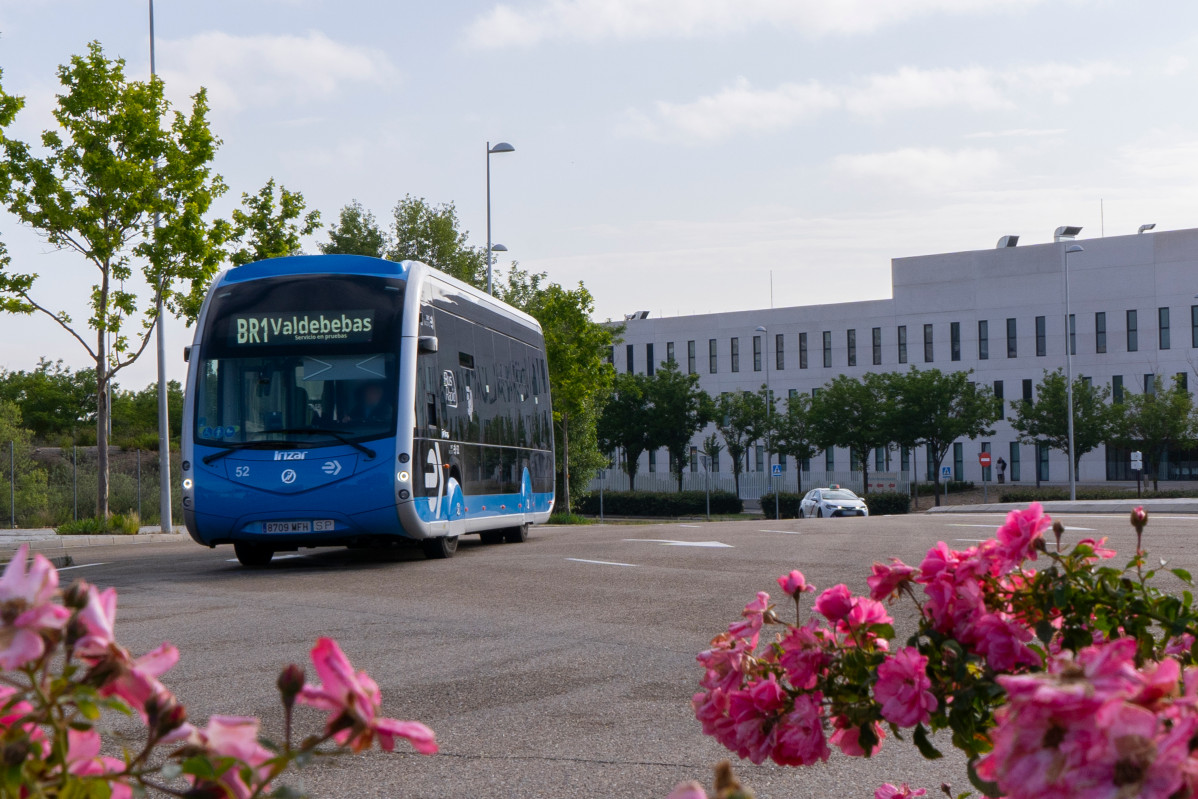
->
<box><xmin>60</xmin><ymin>510</ymin><xmax>1198</xmax><ymax>798</ymax></box>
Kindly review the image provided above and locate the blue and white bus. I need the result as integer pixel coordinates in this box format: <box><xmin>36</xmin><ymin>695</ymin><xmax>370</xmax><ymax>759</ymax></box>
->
<box><xmin>180</xmin><ymin>255</ymin><xmax>555</xmax><ymax>567</ymax></box>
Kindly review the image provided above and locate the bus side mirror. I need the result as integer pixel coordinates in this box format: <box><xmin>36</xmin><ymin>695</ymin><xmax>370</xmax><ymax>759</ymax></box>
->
<box><xmin>418</xmin><ymin>336</ymin><xmax>439</xmax><ymax>354</ymax></box>
<box><xmin>183</xmin><ymin>346</ymin><xmax>191</xmax><ymax>362</ymax></box>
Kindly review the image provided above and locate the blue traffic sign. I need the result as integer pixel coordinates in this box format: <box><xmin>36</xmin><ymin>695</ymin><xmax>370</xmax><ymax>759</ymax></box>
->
<box><xmin>940</xmin><ymin>465</ymin><xmax>953</xmax><ymax>480</ymax></box>
<box><xmin>771</xmin><ymin>464</ymin><xmax>782</xmax><ymax>477</ymax></box>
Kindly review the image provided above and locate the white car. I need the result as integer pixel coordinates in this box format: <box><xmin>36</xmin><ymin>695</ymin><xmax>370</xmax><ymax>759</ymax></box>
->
<box><xmin>798</xmin><ymin>486</ymin><xmax>869</xmax><ymax>518</ymax></box>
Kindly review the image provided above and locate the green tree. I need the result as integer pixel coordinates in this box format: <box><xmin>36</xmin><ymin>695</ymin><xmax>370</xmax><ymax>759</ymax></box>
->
<box><xmin>774</xmin><ymin>391</ymin><xmax>819</xmax><ymax>496</ymax></box>
<box><xmin>809</xmin><ymin>374</ymin><xmax>890</xmax><ymax>494</ymax></box>
<box><xmin>1114</xmin><ymin>375</ymin><xmax>1196</xmax><ymax>490</ymax></box>
<box><xmin>1008</xmin><ymin>369</ymin><xmax>1115</xmax><ymax>485</ymax></box>
<box><xmin>645</xmin><ymin>360</ymin><xmax>712</xmax><ymax>490</ymax></box>
<box><xmin>892</xmin><ymin>367</ymin><xmax>1001</xmax><ymax>506</ymax></box>
<box><xmin>0</xmin><ymin>43</ymin><xmax>224</xmax><ymax>517</ymax></box>
<box><xmin>598</xmin><ymin>372</ymin><xmax>652</xmax><ymax>492</ymax></box>
<box><xmin>0</xmin><ymin>400</ymin><xmax>49</xmax><ymax>525</ymax></box>
<box><xmin>388</xmin><ymin>196</ymin><xmax>485</xmax><ymax>286</ymax></box>
<box><xmin>0</xmin><ymin>359</ymin><xmax>96</xmax><ymax>442</ymax></box>
<box><xmin>701</xmin><ymin>432</ymin><xmax>723</xmax><ymax>475</ymax></box>
<box><xmin>111</xmin><ymin>380</ymin><xmax>183</xmax><ymax>449</ymax></box>
<box><xmin>714</xmin><ymin>391</ymin><xmax>765</xmax><ymax>497</ymax></box>
<box><xmin>319</xmin><ymin>200</ymin><xmax>388</xmax><ymax>258</ymax></box>
<box><xmin>228</xmin><ymin>178</ymin><xmax>321</xmax><ymax>266</ymax></box>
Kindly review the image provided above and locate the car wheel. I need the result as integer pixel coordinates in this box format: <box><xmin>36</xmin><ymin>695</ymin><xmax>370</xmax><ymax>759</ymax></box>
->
<box><xmin>480</xmin><ymin>530</ymin><xmax>505</xmax><ymax>545</ymax></box>
<box><xmin>816</xmin><ymin>507</ymin><xmax>824</xmax><ymax>518</ymax></box>
<box><xmin>234</xmin><ymin>543</ymin><xmax>273</xmax><ymax>568</ymax></box>
<box><xmin>422</xmin><ymin>535</ymin><xmax>459</xmax><ymax>559</ymax></box>
<box><xmin>503</xmin><ymin>523</ymin><xmax>530</xmax><ymax>544</ymax></box>
<box><xmin>798</xmin><ymin>507</ymin><xmax>806</xmax><ymax>519</ymax></box>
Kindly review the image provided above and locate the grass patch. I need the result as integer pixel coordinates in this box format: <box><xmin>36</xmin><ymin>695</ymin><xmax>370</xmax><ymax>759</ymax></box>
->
<box><xmin>547</xmin><ymin>513</ymin><xmax>592</xmax><ymax>525</ymax></box>
<box><xmin>57</xmin><ymin>512</ymin><xmax>140</xmax><ymax>536</ymax></box>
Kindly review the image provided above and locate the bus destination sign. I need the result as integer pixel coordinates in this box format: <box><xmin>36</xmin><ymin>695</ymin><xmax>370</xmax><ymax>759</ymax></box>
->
<box><xmin>230</xmin><ymin>311</ymin><xmax>375</xmax><ymax>345</ymax></box>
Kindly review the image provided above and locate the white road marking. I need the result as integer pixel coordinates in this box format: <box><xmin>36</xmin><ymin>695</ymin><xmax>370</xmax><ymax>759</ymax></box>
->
<box><xmin>57</xmin><ymin>562</ymin><xmax>109</xmax><ymax>571</ymax></box>
<box><xmin>623</xmin><ymin>539</ymin><xmax>734</xmax><ymax>548</ymax></box>
<box><xmin>677</xmin><ymin>524</ymin><xmax>702</xmax><ymax>528</ymax></box>
<box><xmin>565</xmin><ymin>558</ymin><xmax>637</xmax><ymax>567</ymax></box>
<box><xmin>954</xmin><ymin>538</ymin><xmax>989</xmax><ymax>543</ymax></box>
<box><xmin>226</xmin><ymin>554</ymin><xmax>306</xmax><ymax>563</ymax></box>
<box><xmin>760</xmin><ymin>529</ymin><xmax>801</xmax><ymax>534</ymax></box>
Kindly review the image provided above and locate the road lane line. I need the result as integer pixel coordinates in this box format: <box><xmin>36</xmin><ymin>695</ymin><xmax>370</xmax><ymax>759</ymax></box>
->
<box><xmin>954</xmin><ymin>538</ymin><xmax>989</xmax><ymax>543</ymax></box>
<box><xmin>623</xmin><ymin>539</ymin><xmax>733</xmax><ymax>548</ymax></box>
<box><xmin>57</xmin><ymin>563</ymin><xmax>109</xmax><ymax>571</ymax></box>
<box><xmin>677</xmin><ymin>524</ymin><xmax>701</xmax><ymax>528</ymax></box>
<box><xmin>759</xmin><ymin>529</ymin><xmax>800</xmax><ymax>534</ymax></box>
<box><xmin>565</xmin><ymin>558</ymin><xmax>637</xmax><ymax>567</ymax></box>
<box><xmin>226</xmin><ymin>554</ymin><xmax>306</xmax><ymax>563</ymax></box>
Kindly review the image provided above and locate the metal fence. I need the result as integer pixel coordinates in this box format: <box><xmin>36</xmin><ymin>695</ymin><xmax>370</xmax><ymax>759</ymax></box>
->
<box><xmin>587</xmin><ymin>469</ymin><xmax>911</xmax><ymax>500</ymax></box>
<box><xmin>0</xmin><ymin>445</ymin><xmax>183</xmax><ymax>528</ymax></box>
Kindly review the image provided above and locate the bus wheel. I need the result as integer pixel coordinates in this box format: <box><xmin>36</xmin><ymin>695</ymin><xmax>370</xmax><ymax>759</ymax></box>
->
<box><xmin>422</xmin><ymin>535</ymin><xmax>459</xmax><ymax>559</ymax></box>
<box><xmin>480</xmin><ymin>530</ymin><xmax>505</xmax><ymax>545</ymax></box>
<box><xmin>234</xmin><ymin>543</ymin><xmax>274</xmax><ymax>568</ymax></box>
<box><xmin>503</xmin><ymin>524</ymin><xmax>529</xmax><ymax>544</ymax></box>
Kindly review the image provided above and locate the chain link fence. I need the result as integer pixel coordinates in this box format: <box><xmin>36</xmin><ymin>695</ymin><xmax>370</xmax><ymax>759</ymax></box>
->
<box><xmin>0</xmin><ymin>445</ymin><xmax>183</xmax><ymax>528</ymax></box>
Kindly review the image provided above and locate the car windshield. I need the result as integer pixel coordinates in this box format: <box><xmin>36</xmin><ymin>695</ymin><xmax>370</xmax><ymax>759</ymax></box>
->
<box><xmin>824</xmin><ymin>489</ymin><xmax>859</xmax><ymax>501</ymax></box>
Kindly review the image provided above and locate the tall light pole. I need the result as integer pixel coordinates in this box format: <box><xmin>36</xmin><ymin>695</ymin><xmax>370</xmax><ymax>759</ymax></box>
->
<box><xmin>488</xmin><ymin>243</ymin><xmax>508</xmax><ymax>285</ymax></box>
<box><xmin>756</xmin><ymin>325</ymin><xmax>779</xmax><ymax>521</ymax></box>
<box><xmin>150</xmin><ymin>0</ymin><xmax>172</xmax><ymax>533</ymax></box>
<box><xmin>1063</xmin><ymin>242</ymin><xmax>1084</xmax><ymax>501</ymax></box>
<box><xmin>485</xmin><ymin>141</ymin><xmax>514</xmax><ymax>295</ymax></box>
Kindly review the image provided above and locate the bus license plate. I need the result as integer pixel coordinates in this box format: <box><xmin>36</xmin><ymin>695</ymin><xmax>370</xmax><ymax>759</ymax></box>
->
<box><xmin>262</xmin><ymin>520</ymin><xmax>335</xmax><ymax>533</ymax></box>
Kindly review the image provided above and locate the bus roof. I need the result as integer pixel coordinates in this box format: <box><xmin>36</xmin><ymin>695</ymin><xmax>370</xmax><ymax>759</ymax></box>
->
<box><xmin>220</xmin><ymin>254</ymin><xmax>409</xmax><ymax>284</ymax></box>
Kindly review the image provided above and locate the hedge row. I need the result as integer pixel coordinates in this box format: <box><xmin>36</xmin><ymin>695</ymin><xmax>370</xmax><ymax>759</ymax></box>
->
<box><xmin>575</xmin><ymin>490</ymin><xmax>743</xmax><ymax>517</ymax></box>
<box><xmin>999</xmin><ymin>487</ymin><xmax>1198</xmax><ymax>503</ymax></box>
<box><xmin>759</xmin><ymin>491</ymin><xmax>911</xmax><ymax>519</ymax></box>
<box><xmin>914</xmin><ymin>480</ymin><xmax>975</xmax><ymax>493</ymax></box>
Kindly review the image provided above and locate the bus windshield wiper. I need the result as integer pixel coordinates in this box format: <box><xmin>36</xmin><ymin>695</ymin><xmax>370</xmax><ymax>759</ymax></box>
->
<box><xmin>251</xmin><ymin>428</ymin><xmax>377</xmax><ymax>460</ymax></box>
<box><xmin>201</xmin><ymin>442</ymin><xmax>255</xmax><ymax>465</ymax></box>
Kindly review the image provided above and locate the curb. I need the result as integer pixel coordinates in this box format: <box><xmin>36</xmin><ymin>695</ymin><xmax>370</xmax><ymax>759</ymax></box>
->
<box><xmin>926</xmin><ymin>500</ymin><xmax>1198</xmax><ymax>515</ymax></box>
<box><xmin>0</xmin><ymin>533</ymin><xmax>190</xmax><ymax>554</ymax></box>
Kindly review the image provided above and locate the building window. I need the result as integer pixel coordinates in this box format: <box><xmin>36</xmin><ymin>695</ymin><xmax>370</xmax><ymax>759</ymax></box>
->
<box><xmin>872</xmin><ymin>327</ymin><xmax>882</xmax><ymax>365</ymax></box>
<box><xmin>711</xmin><ymin>450</ymin><xmax>719</xmax><ymax>472</ymax></box>
<box><xmin>687</xmin><ymin>340</ymin><xmax>696</xmax><ymax>374</ymax></box>
<box><xmin>950</xmin><ymin>321</ymin><xmax>961</xmax><ymax>362</ymax></box>
<box><xmin>1009</xmin><ymin>443</ymin><xmax>1021</xmax><ymax>482</ymax></box>
<box><xmin>666</xmin><ymin>342</ymin><xmax>675</xmax><ymax>365</ymax></box>
<box><xmin>626</xmin><ymin>344</ymin><xmax>634</xmax><ymax>374</ymax></box>
<box><xmin>850</xmin><ymin>450</ymin><xmax>860</xmax><ymax>472</ymax></box>
<box><xmin>752</xmin><ymin>335</ymin><xmax>762</xmax><ymax>372</ymax></box>
<box><xmin>1192</xmin><ymin>306</ymin><xmax>1198</xmax><ymax>348</ymax></box>
<box><xmin>825</xmin><ymin>447</ymin><xmax>834</xmax><ymax>472</ymax></box>
<box><xmin>1022</xmin><ymin>378</ymin><xmax>1033</xmax><ymax>404</ymax></box>
<box><xmin>993</xmin><ymin>380</ymin><xmax>1004</xmax><ymax>401</ymax></box>
<box><xmin>1037</xmin><ymin>442</ymin><xmax>1049</xmax><ymax>482</ymax></box>
<box><xmin>847</xmin><ymin>329</ymin><xmax>857</xmax><ymax>367</ymax></box>
<box><xmin>731</xmin><ymin>337</ymin><xmax>739</xmax><ymax>372</ymax></box>
<box><xmin>708</xmin><ymin>339</ymin><xmax>717</xmax><ymax>374</ymax></box>
<box><xmin>754</xmin><ymin>445</ymin><xmax>764</xmax><ymax>472</ymax></box>
<box><xmin>1145</xmin><ymin>374</ymin><xmax>1155</xmax><ymax>395</ymax></box>
<box><xmin>776</xmin><ymin>333</ymin><xmax>784</xmax><ymax>370</ymax></box>
<box><xmin>1007</xmin><ymin>318</ymin><xmax>1017</xmax><ymax>358</ymax></box>
<box><xmin>607</xmin><ymin>346</ymin><xmax>614</xmax><ymax>365</ymax></box>
<box><xmin>689</xmin><ymin>446</ymin><xmax>698</xmax><ymax>473</ymax></box>
<box><xmin>1035</xmin><ymin>316</ymin><xmax>1046</xmax><ymax>357</ymax></box>
<box><xmin>1096</xmin><ymin>312</ymin><xmax>1107</xmax><ymax>353</ymax></box>
<box><xmin>1127</xmin><ymin>310</ymin><xmax>1138</xmax><ymax>352</ymax></box>
<box><xmin>1069</xmin><ymin>314</ymin><xmax>1076</xmax><ymax>356</ymax></box>
<box><xmin>648</xmin><ymin>449</ymin><xmax>656</xmax><ymax>472</ymax></box>
<box><xmin>978</xmin><ymin>320</ymin><xmax>989</xmax><ymax>360</ymax></box>
<box><xmin>923</xmin><ymin>324</ymin><xmax>934</xmax><ymax>363</ymax></box>
<box><xmin>799</xmin><ymin>332</ymin><xmax>808</xmax><ymax>369</ymax></box>
<box><xmin>874</xmin><ymin>446</ymin><xmax>885</xmax><ymax>473</ymax></box>
<box><xmin>779</xmin><ymin>454</ymin><xmax>787</xmax><ymax>472</ymax></box>
<box><xmin>897</xmin><ymin>325</ymin><xmax>908</xmax><ymax>364</ymax></box>
<box><xmin>646</xmin><ymin>343</ymin><xmax>655</xmax><ymax>376</ymax></box>
<box><xmin>953</xmin><ymin>442</ymin><xmax>964</xmax><ymax>482</ymax></box>
<box><xmin>1112</xmin><ymin>374</ymin><xmax>1123</xmax><ymax>403</ymax></box>
<box><xmin>822</xmin><ymin>331</ymin><xmax>832</xmax><ymax>367</ymax></box>
<box><xmin>980</xmin><ymin>441</ymin><xmax>991</xmax><ymax>482</ymax></box>
<box><xmin>1160</xmin><ymin>307</ymin><xmax>1171</xmax><ymax>350</ymax></box>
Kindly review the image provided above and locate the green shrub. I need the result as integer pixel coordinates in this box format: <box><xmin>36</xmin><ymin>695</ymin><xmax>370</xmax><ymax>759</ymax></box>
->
<box><xmin>998</xmin><ymin>487</ymin><xmax>1198</xmax><ymax>503</ymax></box>
<box><xmin>547</xmin><ymin>513</ymin><xmax>590</xmax><ymax>525</ymax></box>
<box><xmin>57</xmin><ymin>512</ymin><xmax>140</xmax><ymax>536</ymax></box>
<box><xmin>865</xmin><ymin>491</ymin><xmax>911</xmax><ymax>515</ymax></box>
<box><xmin>760</xmin><ymin>493</ymin><xmax>804</xmax><ymax>519</ymax></box>
<box><xmin>575</xmin><ymin>491</ymin><xmax>743</xmax><ymax>517</ymax></box>
<box><xmin>916</xmin><ymin>480</ymin><xmax>975</xmax><ymax>493</ymax></box>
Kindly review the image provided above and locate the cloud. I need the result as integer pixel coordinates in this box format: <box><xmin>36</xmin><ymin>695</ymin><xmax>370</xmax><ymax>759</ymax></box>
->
<box><xmin>462</xmin><ymin>0</ymin><xmax>1052</xmax><ymax>49</ymax></box>
<box><xmin>158</xmin><ymin>31</ymin><xmax>397</xmax><ymax>114</ymax></box>
<box><xmin>832</xmin><ymin>147</ymin><xmax>1002</xmax><ymax>192</ymax></box>
<box><xmin>624</xmin><ymin>62</ymin><xmax>1117</xmax><ymax>143</ymax></box>
<box><xmin>965</xmin><ymin>128</ymin><xmax>1067</xmax><ymax>139</ymax></box>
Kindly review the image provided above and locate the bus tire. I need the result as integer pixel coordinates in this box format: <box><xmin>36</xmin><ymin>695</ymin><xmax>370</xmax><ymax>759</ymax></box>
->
<box><xmin>480</xmin><ymin>530</ymin><xmax>505</xmax><ymax>545</ymax></box>
<box><xmin>422</xmin><ymin>535</ymin><xmax>458</xmax><ymax>559</ymax></box>
<box><xmin>503</xmin><ymin>523</ymin><xmax>529</xmax><ymax>544</ymax></box>
<box><xmin>234</xmin><ymin>543</ymin><xmax>273</xmax><ymax>568</ymax></box>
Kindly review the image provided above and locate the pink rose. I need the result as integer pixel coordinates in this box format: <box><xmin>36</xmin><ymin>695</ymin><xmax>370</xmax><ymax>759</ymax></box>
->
<box><xmin>772</xmin><ymin>693</ymin><xmax>830</xmax><ymax>766</ymax></box>
<box><xmin>829</xmin><ymin>715</ymin><xmax>885</xmax><ymax>757</ymax></box>
<box><xmin>867</xmin><ymin>559</ymin><xmax>917</xmax><ymax>601</ymax></box>
<box><xmin>874</xmin><ymin>647</ymin><xmax>936</xmax><ymax>727</ymax></box>
<box><xmin>814</xmin><ymin>584</ymin><xmax>853</xmax><ymax>622</ymax></box>
<box><xmin>875</xmin><ymin>785</ymin><xmax>927</xmax><ymax>799</ymax></box>
<box><xmin>666</xmin><ymin>782</ymin><xmax>708</xmax><ymax>799</ymax></box>
<box><xmin>0</xmin><ymin>544</ymin><xmax>71</xmax><ymax>669</ymax></box>
<box><xmin>995</xmin><ymin>503</ymin><xmax>1050</xmax><ymax>569</ymax></box>
<box><xmin>777</xmin><ymin>570</ymin><xmax>815</xmax><ymax>597</ymax></box>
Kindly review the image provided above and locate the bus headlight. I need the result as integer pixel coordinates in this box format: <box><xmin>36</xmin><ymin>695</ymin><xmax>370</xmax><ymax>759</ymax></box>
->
<box><xmin>182</xmin><ymin>478</ymin><xmax>194</xmax><ymax>490</ymax></box>
<box><xmin>397</xmin><ymin>471</ymin><xmax>410</xmax><ymax>483</ymax></box>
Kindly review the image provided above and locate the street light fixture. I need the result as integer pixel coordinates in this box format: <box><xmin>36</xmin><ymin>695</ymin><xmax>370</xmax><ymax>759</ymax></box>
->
<box><xmin>1138</xmin><ymin>223</ymin><xmax>1156</xmax><ymax>235</ymax></box>
<box><xmin>485</xmin><ymin>141</ymin><xmax>515</xmax><ymax>295</ymax></box>
<box><xmin>755</xmin><ymin>325</ymin><xmax>779</xmax><ymax>521</ymax></box>
<box><xmin>1063</xmin><ymin>242</ymin><xmax>1084</xmax><ymax>501</ymax></box>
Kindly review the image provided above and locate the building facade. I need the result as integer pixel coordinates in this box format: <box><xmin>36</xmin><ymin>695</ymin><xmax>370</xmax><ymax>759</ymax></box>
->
<box><xmin>609</xmin><ymin>226</ymin><xmax>1198</xmax><ymax>489</ymax></box>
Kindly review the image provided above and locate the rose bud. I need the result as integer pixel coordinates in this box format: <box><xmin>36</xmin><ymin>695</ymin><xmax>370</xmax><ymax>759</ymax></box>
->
<box><xmin>277</xmin><ymin>663</ymin><xmax>305</xmax><ymax>709</ymax></box>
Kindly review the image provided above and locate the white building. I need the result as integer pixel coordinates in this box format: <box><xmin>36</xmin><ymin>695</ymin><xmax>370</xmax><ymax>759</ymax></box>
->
<box><xmin>608</xmin><ymin>225</ymin><xmax>1198</xmax><ymax>493</ymax></box>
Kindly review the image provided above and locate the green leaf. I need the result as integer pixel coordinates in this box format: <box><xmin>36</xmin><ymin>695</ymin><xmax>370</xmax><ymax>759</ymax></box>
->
<box><xmin>1034</xmin><ymin>620</ymin><xmax>1056</xmax><ymax>646</ymax></box>
<box><xmin>967</xmin><ymin>757</ymin><xmax>1001</xmax><ymax>798</ymax></box>
<box><xmin>913</xmin><ymin>724</ymin><xmax>943</xmax><ymax>760</ymax></box>
<box><xmin>1173</xmin><ymin>568</ymin><xmax>1193</xmax><ymax>584</ymax></box>
<box><xmin>76</xmin><ymin>698</ymin><xmax>101</xmax><ymax>721</ymax></box>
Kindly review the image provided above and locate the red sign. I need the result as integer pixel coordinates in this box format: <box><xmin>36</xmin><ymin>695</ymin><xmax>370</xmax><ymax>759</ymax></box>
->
<box><xmin>978</xmin><ymin>452</ymin><xmax>992</xmax><ymax>467</ymax></box>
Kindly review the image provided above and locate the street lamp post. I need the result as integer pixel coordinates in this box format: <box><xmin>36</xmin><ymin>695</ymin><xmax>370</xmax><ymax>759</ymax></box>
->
<box><xmin>1063</xmin><ymin>242</ymin><xmax>1084</xmax><ymax>501</ymax></box>
<box><xmin>485</xmin><ymin>141</ymin><xmax>514</xmax><ymax>295</ymax></box>
<box><xmin>150</xmin><ymin>0</ymin><xmax>172</xmax><ymax>533</ymax></box>
<box><xmin>756</xmin><ymin>325</ymin><xmax>779</xmax><ymax>521</ymax></box>
<box><xmin>487</xmin><ymin>243</ymin><xmax>508</xmax><ymax>287</ymax></box>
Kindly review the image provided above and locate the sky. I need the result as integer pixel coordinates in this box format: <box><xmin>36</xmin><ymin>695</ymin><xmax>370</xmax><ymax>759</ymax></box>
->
<box><xmin>1</xmin><ymin>0</ymin><xmax>1198</xmax><ymax>389</ymax></box>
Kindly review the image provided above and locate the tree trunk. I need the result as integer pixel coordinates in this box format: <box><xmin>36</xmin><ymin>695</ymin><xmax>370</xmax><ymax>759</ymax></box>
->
<box><xmin>95</xmin><ymin>336</ymin><xmax>109</xmax><ymax>520</ymax></box>
<box><xmin>626</xmin><ymin>449</ymin><xmax>638</xmax><ymax>491</ymax></box>
<box><xmin>861</xmin><ymin>450</ymin><xmax>870</xmax><ymax>495</ymax></box>
<box><xmin>561</xmin><ymin>415</ymin><xmax>570</xmax><ymax>515</ymax></box>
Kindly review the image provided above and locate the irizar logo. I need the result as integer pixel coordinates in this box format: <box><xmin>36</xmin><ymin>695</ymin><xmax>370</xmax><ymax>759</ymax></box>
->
<box><xmin>275</xmin><ymin>451</ymin><xmax>307</xmax><ymax>461</ymax></box>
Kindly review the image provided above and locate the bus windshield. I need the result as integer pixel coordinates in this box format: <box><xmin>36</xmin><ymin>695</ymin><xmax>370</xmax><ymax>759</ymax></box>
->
<box><xmin>194</xmin><ymin>275</ymin><xmax>403</xmax><ymax>447</ymax></box>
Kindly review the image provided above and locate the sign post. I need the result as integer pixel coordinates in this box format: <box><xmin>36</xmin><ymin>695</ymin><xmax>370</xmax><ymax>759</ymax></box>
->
<box><xmin>771</xmin><ymin>463</ymin><xmax>782</xmax><ymax>520</ymax></box>
<box><xmin>701</xmin><ymin>455</ymin><xmax>711</xmax><ymax>521</ymax></box>
<box><xmin>940</xmin><ymin>465</ymin><xmax>953</xmax><ymax>499</ymax></box>
<box><xmin>1131</xmin><ymin>451</ymin><xmax>1143</xmax><ymax>498</ymax></box>
<box><xmin>978</xmin><ymin>451</ymin><xmax>992</xmax><ymax>504</ymax></box>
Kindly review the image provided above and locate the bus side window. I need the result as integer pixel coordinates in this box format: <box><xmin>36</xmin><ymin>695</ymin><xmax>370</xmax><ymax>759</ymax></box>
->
<box><xmin>426</xmin><ymin>391</ymin><xmax>438</xmax><ymax>429</ymax></box>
